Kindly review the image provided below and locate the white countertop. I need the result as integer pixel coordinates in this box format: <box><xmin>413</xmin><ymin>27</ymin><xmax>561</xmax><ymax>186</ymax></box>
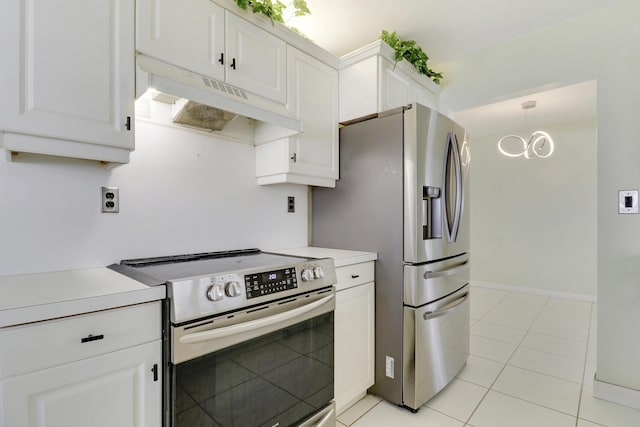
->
<box><xmin>0</xmin><ymin>268</ymin><xmax>165</xmax><ymax>328</ymax></box>
<box><xmin>268</xmin><ymin>246</ymin><xmax>377</xmax><ymax>267</ymax></box>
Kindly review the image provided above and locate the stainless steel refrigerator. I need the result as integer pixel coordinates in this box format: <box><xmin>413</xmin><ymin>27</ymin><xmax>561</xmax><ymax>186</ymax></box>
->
<box><xmin>312</xmin><ymin>103</ymin><xmax>470</xmax><ymax>411</ymax></box>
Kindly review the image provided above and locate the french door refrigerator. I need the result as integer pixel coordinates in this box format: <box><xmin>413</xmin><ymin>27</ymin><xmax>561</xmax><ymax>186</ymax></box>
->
<box><xmin>312</xmin><ymin>103</ymin><xmax>470</xmax><ymax>411</ymax></box>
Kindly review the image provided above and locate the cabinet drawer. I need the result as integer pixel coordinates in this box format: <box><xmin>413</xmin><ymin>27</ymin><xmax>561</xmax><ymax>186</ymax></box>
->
<box><xmin>336</xmin><ymin>262</ymin><xmax>374</xmax><ymax>291</ymax></box>
<box><xmin>0</xmin><ymin>302</ymin><xmax>161</xmax><ymax>380</ymax></box>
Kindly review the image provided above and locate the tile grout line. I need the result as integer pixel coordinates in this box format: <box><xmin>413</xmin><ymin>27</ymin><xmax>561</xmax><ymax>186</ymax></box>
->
<box><xmin>462</xmin><ymin>290</ymin><xmax>521</xmax><ymax>425</ymax></box>
<box><xmin>345</xmin><ymin>289</ymin><xmax>599</xmax><ymax>426</ymax></box>
<box><xmin>463</xmin><ymin>292</ymin><xmax>567</xmax><ymax>425</ymax></box>
<box><xmin>503</xmin><ymin>295</ymin><xmax>590</xmax><ymax>424</ymax></box>
<box><xmin>511</xmin><ymin>295</ymin><xmax>584</xmax><ymax>424</ymax></box>
<box><xmin>426</xmin><ymin>287</ymin><xmax>512</xmax><ymax>425</ymax></box>
<box><xmin>479</xmin><ymin>317</ymin><xmax>590</xmax><ymax>343</ymax></box>
<box><xmin>340</xmin><ymin>397</ymin><xmax>383</xmax><ymax>426</ymax></box>
<box><xmin>575</xmin><ymin>301</ymin><xmax>595</xmax><ymax>427</ymax></box>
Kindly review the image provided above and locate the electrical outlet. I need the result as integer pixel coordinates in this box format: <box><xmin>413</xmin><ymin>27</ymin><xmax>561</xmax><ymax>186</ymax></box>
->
<box><xmin>101</xmin><ymin>187</ymin><xmax>119</xmax><ymax>213</ymax></box>
<box><xmin>385</xmin><ymin>356</ymin><xmax>395</xmax><ymax>379</ymax></box>
<box><xmin>287</xmin><ymin>196</ymin><xmax>295</xmax><ymax>213</ymax></box>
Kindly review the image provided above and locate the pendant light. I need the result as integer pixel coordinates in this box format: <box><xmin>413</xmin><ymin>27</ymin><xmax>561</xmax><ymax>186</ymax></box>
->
<box><xmin>497</xmin><ymin>100</ymin><xmax>554</xmax><ymax>159</ymax></box>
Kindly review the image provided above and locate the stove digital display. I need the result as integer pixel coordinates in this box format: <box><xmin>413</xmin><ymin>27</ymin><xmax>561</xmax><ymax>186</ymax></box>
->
<box><xmin>244</xmin><ymin>267</ymin><xmax>298</xmax><ymax>299</ymax></box>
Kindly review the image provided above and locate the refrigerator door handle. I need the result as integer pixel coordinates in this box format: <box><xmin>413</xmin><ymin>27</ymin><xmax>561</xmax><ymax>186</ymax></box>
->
<box><xmin>423</xmin><ymin>292</ymin><xmax>469</xmax><ymax>320</ymax></box>
<box><xmin>444</xmin><ymin>133</ymin><xmax>464</xmax><ymax>242</ymax></box>
<box><xmin>451</xmin><ymin>134</ymin><xmax>464</xmax><ymax>242</ymax></box>
<box><xmin>423</xmin><ymin>260</ymin><xmax>469</xmax><ymax>280</ymax></box>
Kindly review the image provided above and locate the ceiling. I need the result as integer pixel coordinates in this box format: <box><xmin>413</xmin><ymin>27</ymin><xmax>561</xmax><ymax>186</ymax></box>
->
<box><xmin>287</xmin><ymin>0</ymin><xmax>611</xmax><ymax>134</ymax></box>
<box><xmin>453</xmin><ymin>80</ymin><xmax>597</xmax><ymax>138</ymax></box>
<box><xmin>287</xmin><ymin>0</ymin><xmax>618</xmax><ymax>64</ymax></box>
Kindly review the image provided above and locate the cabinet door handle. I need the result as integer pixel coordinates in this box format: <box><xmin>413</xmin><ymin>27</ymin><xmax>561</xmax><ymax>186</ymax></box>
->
<box><xmin>218</xmin><ymin>53</ymin><xmax>224</xmax><ymax>65</ymax></box>
<box><xmin>230</xmin><ymin>58</ymin><xmax>236</xmax><ymax>70</ymax></box>
<box><xmin>351</xmin><ymin>274</ymin><xmax>360</xmax><ymax>279</ymax></box>
<box><xmin>125</xmin><ymin>116</ymin><xmax>131</xmax><ymax>131</ymax></box>
<box><xmin>290</xmin><ymin>153</ymin><xmax>297</xmax><ymax>162</ymax></box>
<box><xmin>151</xmin><ymin>364</ymin><xmax>159</xmax><ymax>382</ymax></box>
<box><xmin>81</xmin><ymin>334</ymin><xmax>104</xmax><ymax>343</ymax></box>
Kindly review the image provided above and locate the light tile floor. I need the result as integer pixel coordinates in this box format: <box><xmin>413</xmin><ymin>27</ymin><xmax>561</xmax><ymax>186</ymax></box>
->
<box><xmin>335</xmin><ymin>286</ymin><xmax>640</xmax><ymax>427</ymax></box>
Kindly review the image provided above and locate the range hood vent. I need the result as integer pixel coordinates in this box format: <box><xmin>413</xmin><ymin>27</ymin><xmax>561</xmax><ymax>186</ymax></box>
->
<box><xmin>136</xmin><ymin>54</ymin><xmax>302</xmax><ymax>140</ymax></box>
<box><xmin>168</xmin><ymin>98</ymin><xmax>237</xmax><ymax>132</ymax></box>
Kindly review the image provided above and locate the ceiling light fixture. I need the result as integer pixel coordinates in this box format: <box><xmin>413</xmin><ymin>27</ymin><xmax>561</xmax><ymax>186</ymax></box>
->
<box><xmin>497</xmin><ymin>100</ymin><xmax>554</xmax><ymax>159</ymax></box>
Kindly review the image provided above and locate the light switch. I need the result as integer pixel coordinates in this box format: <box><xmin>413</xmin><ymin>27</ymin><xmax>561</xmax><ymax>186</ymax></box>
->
<box><xmin>618</xmin><ymin>190</ymin><xmax>639</xmax><ymax>214</ymax></box>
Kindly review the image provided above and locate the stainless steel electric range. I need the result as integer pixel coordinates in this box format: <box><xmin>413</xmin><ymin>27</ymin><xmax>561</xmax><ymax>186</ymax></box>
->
<box><xmin>110</xmin><ymin>249</ymin><xmax>337</xmax><ymax>427</ymax></box>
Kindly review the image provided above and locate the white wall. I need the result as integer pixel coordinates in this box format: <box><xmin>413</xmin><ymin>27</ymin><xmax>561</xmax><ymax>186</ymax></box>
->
<box><xmin>470</xmin><ymin>119</ymin><xmax>597</xmax><ymax>299</ymax></box>
<box><xmin>437</xmin><ymin>0</ymin><xmax>640</xmax><ymax>394</ymax></box>
<box><xmin>0</xmin><ymin>121</ymin><xmax>308</xmax><ymax>276</ymax></box>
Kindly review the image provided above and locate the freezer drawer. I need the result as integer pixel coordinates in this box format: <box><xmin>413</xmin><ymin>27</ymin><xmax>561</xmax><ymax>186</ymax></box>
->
<box><xmin>404</xmin><ymin>253</ymin><xmax>469</xmax><ymax>307</ymax></box>
<box><xmin>402</xmin><ymin>284</ymin><xmax>469</xmax><ymax>410</ymax></box>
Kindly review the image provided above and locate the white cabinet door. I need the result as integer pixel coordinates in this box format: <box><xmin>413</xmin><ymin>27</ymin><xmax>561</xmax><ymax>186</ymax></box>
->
<box><xmin>0</xmin><ymin>0</ymin><xmax>134</xmax><ymax>155</ymax></box>
<box><xmin>287</xmin><ymin>46</ymin><xmax>338</xmax><ymax>181</ymax></box>
<box><xmin>339</xmin><ymin>41</ymin><xmax>441</xmax><ymax>123</ymax></box>
<box><xmin>0</xmin><ymin>341</ymin><xmax>162</xmax><ymax>427</ymax></box>
<box><xmin>379</xmin><ymin>58</ymin><xmax>412</xmax><ymax>112</ymax></box>
<box><xmin>255</xmin><ymin>47</ymin><xmax>338</xmax><ymax>187</ymax></box>
<box><xmin>380</xmin><ymin>57</ymin><xmax>440</xmax><ymax>112</ymax></box>
<box><xmin>136</xmin><ymin>0</ymin><xmax>225</xmax><ymax>81</ymax></box>
<box><xmin>225</xmin><ymin>12</ymin><xmax>286</xmax><ymax>103</ymax></box>
<box><xmin>412</xmin><ymin>83</ymin><xmax>438</xmax><ymax>110</ymax></box>
<box><xmin>136</xmin><ymin>3</ymin><xmax>285</xmax><ymax>103</ymax></box>
<box><xmin>335</xmin><ymin>282</ymin><xmax>375</xmax><ymax>414</ymax></box>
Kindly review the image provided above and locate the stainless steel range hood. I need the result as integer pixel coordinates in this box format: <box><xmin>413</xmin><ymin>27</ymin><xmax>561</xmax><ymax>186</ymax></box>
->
<box><xmin>136</xmin><ymin>54</ymin><xmax>302</xmax><ymax>141</ymax></box>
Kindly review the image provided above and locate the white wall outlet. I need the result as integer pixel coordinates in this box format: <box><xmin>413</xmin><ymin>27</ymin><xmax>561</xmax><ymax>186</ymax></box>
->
<box><xmin>385</xmin><ymin>355</ymin><xmax>395</xmax><ymax>379</ymax></box>
<box><xmin>618</xmin><ymin>190</ymin><xmax>638</xmax><ymax>214</ymax></box>
<box><xmin>101</xmin><ymin>187</ymin><xmax>119</xmax><ymax>213</ymax></box>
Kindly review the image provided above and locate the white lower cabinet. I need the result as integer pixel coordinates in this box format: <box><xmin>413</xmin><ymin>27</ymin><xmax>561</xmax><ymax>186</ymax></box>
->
<box><xmin>0</xmin><ymin>302</ymin><xmax>162</xmax><ymax>427</ymax></box>
<box><xmin>0</xmin><ymin>341</ymin><xmax>161</xmax><ymax>427</ymax></box>
<box><xmin>334</xmin><ymin>262</ymin><xmax>375</xmax><ymax>414</ymax></box>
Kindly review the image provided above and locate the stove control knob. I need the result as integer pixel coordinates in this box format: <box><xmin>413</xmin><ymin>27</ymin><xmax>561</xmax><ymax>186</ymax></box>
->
<box><xmin>313</xmin><ymin>267</ymin><xmax>325</xmax><ymax>279</ymax></box>
<box><xmin>225</xmin><ymin>281</ymin><xmax>242</xmax><ymax>297</ymax></box>
<box><xmin>206</xmin><ymin>284</ymin><xmax>225</xmax><ymax>301</ymax></box>
<box><xmin>301</xmin><ymin>269</ymin><xmax>315</xmax><ymax>282</ymax></box>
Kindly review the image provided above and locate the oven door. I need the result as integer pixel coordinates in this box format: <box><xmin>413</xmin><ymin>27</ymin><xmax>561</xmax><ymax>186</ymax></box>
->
<box><xmin>169</xmin><ymin>289</ymin><xmax>335</xmax><ymax>427</ymax></box>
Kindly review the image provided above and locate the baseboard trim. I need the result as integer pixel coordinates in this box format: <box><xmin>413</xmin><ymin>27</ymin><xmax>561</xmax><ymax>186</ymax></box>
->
<box><xmin>593</xmin><ymin>377</ymin><xmax>640</xmax><ymax>410</ymax></box>
<box><xmin>471</xmin><ymin>281</ymin><xmax>597</xmax><ymax>302</ymax></box>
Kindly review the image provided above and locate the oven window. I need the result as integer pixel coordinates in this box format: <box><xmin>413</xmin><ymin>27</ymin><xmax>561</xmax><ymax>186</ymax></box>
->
<box><xmin>171</xmin><ymin>312</ymin><xmax>334</xmax><ymax>427</ymax></box>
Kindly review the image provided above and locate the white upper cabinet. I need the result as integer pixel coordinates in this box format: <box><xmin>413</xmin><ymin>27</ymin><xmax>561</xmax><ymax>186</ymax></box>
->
<box><xmin>136</xmin><ymin>0</ymin><xmax>226</xmax><ymax>82</ymax></box>
<box><xmin>136</xmin><ymin>0</ymin><xmax>286</xmax><ymax>104</ymax></box>
<box><xmin>0</xmin><ymin>0</ymin><xmax>134</xmax><ymax>163</ymax></box>
<box><xmin>136</xmin><ymin>0</ymin><xmax>339</xmax><ymax>186</ymax></box>
<box><xmin>225</xmin><ymin>13</ymin><xmax>286</xmax><ymax>104</ymax></box>
<box><xmin>339</xmin><ymin>40</ymin><xmax>441</xmax><ymax>122</ymax></box>
<box><xmin>255</xmin><ymin>46</ymin><xmax>338</xmax><ymax>187</ymax></box>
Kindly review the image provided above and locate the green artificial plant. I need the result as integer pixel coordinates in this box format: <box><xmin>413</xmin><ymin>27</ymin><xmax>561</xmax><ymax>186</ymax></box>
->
<box><xmin>380</xmin><ymin>30</ymin><xmax>443</xmax><ymax>85</ymax></box>
<box><xmin>234</xmin><ymin>0</ymin><xmax>310</xmax><ymax>25</ymax></box>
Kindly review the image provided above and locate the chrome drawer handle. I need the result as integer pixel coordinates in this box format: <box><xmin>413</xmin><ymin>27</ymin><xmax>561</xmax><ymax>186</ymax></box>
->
<box><xmin>81</xmin><ymin>334</ymin><xmax>104</xmax><ymax>343</ymax></box>
<box><xmin>423</xmin><ymin>293</ymin><xmax>469</xmax><ymax>320</ymax></box>
<box><xmin>424</xmin><ymin>261</ymin><xmax>469</xmax><ymax>279</ymax></box>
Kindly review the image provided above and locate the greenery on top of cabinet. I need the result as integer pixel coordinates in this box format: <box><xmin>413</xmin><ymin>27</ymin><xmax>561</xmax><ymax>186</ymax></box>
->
<box><xmin>380</xmin><ymin>30</ymin><xmax>443</xmax><ymax>85</ymax></box>
<box><xmin>234</xmin><ymin>0</ymin><xmax>310</xmax><ymax>25</ymax></box>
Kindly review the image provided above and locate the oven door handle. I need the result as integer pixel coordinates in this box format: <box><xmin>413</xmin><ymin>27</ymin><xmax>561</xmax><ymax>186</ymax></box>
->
<box><xmin>179</xmin><ymin>294</ymin><xmax>335</xmax><ymax>345</ymax></box>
